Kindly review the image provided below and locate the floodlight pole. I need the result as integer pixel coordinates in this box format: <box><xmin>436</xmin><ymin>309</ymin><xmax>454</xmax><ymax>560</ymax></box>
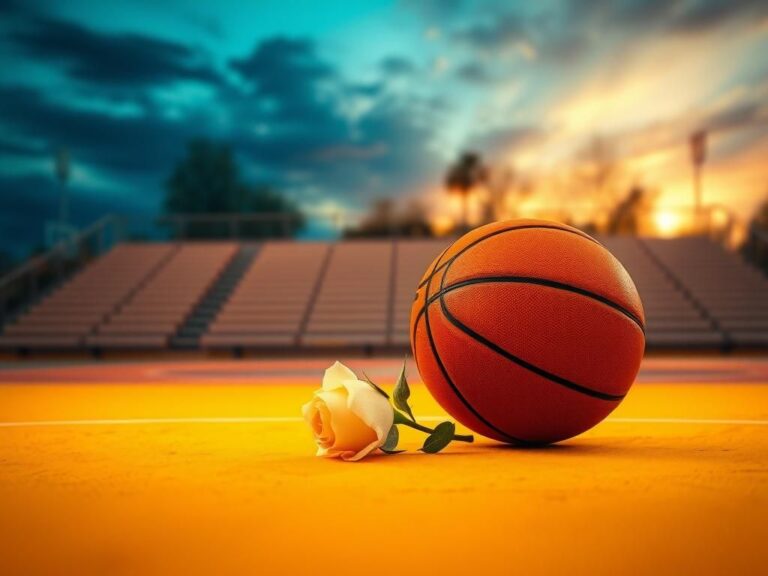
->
<box><xmin>690</xmin><ymin>130</ymin><xmax>707</xmax><ymax>214</ymax></box>
<box><xmin>55</xmin><ymin>147</ymin><xmax>71</xmax><ymax>232</ymax></box>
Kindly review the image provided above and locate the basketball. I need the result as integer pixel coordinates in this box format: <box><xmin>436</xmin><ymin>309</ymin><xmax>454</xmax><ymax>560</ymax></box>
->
<box><xmin>410</xmin><ymin>219</ymin><xmax>646</xmax><ymax>445</ymax></box>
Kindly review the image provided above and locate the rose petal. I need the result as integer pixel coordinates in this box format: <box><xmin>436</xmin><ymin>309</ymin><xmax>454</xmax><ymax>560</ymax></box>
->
<box><xmin>316</xmin><ymin>389</ymin><xmax>377</xmax><ymax>452</ymax></box>
<box><xmin>342</xmin><ymin>379</ymin><xmax>394</xmax><ymax>445</ymax></box>
<box><xmin>339</xmin><ymin>438</ymin><xmax>383</xmax><ymax>461</ymax></box>
<box><xmin>322</xmin><ymin>361</ymin><xmax>358</xmax><ymax>392</ymax></box>
<box><xmin>302</xmin><ymin>396</ymin><xmax>335</xmax><ymax>448</ymax></box>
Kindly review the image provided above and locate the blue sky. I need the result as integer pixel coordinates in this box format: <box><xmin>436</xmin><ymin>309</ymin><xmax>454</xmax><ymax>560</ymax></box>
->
<box><xmin>1</xmin><ymin>0</ymin><xmax>768</xmax><ymax>257</ymax></box>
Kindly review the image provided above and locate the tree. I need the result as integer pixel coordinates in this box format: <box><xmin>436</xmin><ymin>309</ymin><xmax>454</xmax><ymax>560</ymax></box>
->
<box><xmin>164</xmin><ymin>139</ymin><xmax>304</xmax><ymax>238</ymax></box>
<box><xmin>399</xmin><ymin>200</ymin><xmax>432</xmax><ymax>237</ymax></box>
<box><xmin>445</xmin><ymin>152</ymin><xmax>488</xmax><ymax>231</ymax></box>
<box><xmin>606</xmin><ymin>185</ymin><xmax>653</xmax><ymax>235</ymax></box>
<box><xmin>344</xmin><ymin>198</ymin><xmax>433</xmax><ymax>238</ymax></box>
<box><xmin>753</xmin><ymin>196</ymin><xmax>768</xmax><ymax>230</ymax></box>
<box><xmin>743</xmin><ymin>193</ymin><xmax>768</xmax><ymax>272</ymax></box>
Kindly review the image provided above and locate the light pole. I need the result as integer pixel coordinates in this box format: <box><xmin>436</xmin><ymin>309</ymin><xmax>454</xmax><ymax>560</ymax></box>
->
<box><xmin>689</xmin><ymin>130</ymin><xmax>707</xmax><ymax>214</ymax></box>
<box><xmin>54</xmin><ymin>147</ymin><xmax>71</xmax><ymax>236</ymax></box>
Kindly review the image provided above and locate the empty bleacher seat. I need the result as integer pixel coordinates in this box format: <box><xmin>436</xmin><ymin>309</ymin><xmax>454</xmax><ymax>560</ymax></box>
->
<box><xmin>2</xmin><ymin>235</ymin><xmax>766</xmax><ymax>352</ymax></box>
<box><xmin>645</xmin><ymin>237</ymin><xmax>768</xmax><ymax>347</ymax></box>
<box><xmin>599</xmin><ymin>236</ymin><xmax>719</xmax><ymax>348</ymax></box>
<box><xmin>86</xmin><ymin>243</ymin><xmax>236</xmax><ymax>348</ymax></box>
<box><xmin>202</xmin><ymin>242</ymin><xmax>329</xmax><ymax>347</ymax></box>
<box><xmin>0</xmin><ymin>244</ymin><xmax>175</xmax><ymax>349</ymax></box>
<box><xmin>302</xmin><ymin>241</ymin><xmax>393</xmax><ymax>347</ymax></box>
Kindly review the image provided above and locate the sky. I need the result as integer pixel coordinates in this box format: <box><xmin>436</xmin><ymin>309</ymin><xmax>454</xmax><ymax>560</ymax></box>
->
<box><xmin>1</xmin><ymin>0</ymin><xmax>767</xmax><ymax>257</ymax></box>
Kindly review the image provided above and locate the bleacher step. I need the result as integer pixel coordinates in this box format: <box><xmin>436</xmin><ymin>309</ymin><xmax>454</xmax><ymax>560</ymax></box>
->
<box><xmin>170</xmin><ymin>244</ymin><xmax>260</xmax><ymax>349</ymax></box>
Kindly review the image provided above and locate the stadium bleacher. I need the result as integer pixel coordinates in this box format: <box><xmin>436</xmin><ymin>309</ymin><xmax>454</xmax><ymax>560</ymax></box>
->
<box><xmin>1</xmin><ymin>235</ymin><xmax>766</xmax><ymax>352</ymax></box>
<box><xmin>303</xmin><ymin>241</ymin><xmax>393</xmax><ymax>347</ymax></box>
<box><xmin>0</xmin><ymin>244</ymin><xmax>175</xmax><ymax>348</ymax></box>
<box><xmin>86</xmin><ymin>243</ymin><xmax>237</xmax><ymax>348</ymax></box>
<box><xmin>203</xmin><ymin>242</ymin><xmax>330</xmax><ymax>348</ymax></box>
<box><xmin>644</xmin><ymin>237</ymin><xmax>768</xmax><ymax>347</ymax></box>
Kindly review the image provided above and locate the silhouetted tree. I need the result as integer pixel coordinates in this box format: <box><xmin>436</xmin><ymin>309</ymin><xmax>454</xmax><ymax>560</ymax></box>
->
<box><xmin>399</xmin><ymin>200</ymin><xmax>432</xmax><ymax>237</ymax></box>
<box><xmin>606</xmin><ymin>185</ymin><xmax>652</xmax><ymax>235</ymax></box>
<box><xmin>445</xmin><ymin>152</ymin><xmax>488</xmax><ymax>231</ymax></box>
<box><xmin>344</xmin><ymin>198</ymin><xmax>433</xmax><ymax>238</ymax></box>
<box><xmin>164</xmin><ymin>139</ymin><xmax>304</xmax><ymax>238</ymax></box>
<box><xmin>753</xmin><ymin>197</ymin><xmax>768</xmax><ymax>230</ymax></box>
<box><xmin>743</xmin><ymin>194</ymin><xmax>768</xmax><ymax>272</ymax></box>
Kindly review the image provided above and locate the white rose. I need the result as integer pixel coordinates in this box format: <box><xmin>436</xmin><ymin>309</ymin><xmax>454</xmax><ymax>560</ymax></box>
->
<box><xmin>302</xmin><ymin>361</ymin><xmax>394</xmax><ymax>462</ymax></box>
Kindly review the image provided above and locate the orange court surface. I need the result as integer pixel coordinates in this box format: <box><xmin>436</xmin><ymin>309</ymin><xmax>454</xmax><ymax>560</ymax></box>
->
<box><xmin>1</xmin><ymin>355</ymin><xmax>767</xmax><ymax>576</ymax></box>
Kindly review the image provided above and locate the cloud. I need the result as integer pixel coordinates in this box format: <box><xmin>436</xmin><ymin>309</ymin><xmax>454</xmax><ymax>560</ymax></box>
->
<box><xmin>0</xmin><ymin>20</ymin><xmax>444</xmax><ymax>261</ymax></box>
<box><xmin>451</xmin><ymin>12</ymin><xmax>526</xmax><ymax>54</ymax></box>
<box><xmin>468</xmin><ymin>125</ymin><xmax>542</xmax><ymax>161</ymax></box>
<box><xmin>624</xmin><ymin>0</ymin><xmax>768</xmax><ymax>34</ymax></box>
<box><xmin>10</xmin><ymin>14</ymin><xmax>222</xmax><ymax>90</ymax></box>
<box><xmin>0</xmin><ymin>173</ymin><xmax>151</xmax><ymax>259</ymax></box>
<box><xmin>226</xmin><ymin>36</ymin><xmax>442</xmax><ymax>204</ymax></box>
<box><xmin>0</xmin><ymin>85</ymin><xmax>200</xmax><ymax>178</ymax></box>
<box><xmin>310</xmin><ymin>143</ymin><xmax>389</xmax><ymax>162</ymax></box>
<box><xmin>455</xmin><ymin>61</ymin><xmax>492</xmax><ymax>84</ymax></box>
<box><xmin>230</xmin><ymin>37</ymin><xmax>333</xmax><ymax>119</ymax></box>
<box><xmin>380</xmin><ymin>56</ymin><xmax>416</xmax><ymax>76</ymax></box>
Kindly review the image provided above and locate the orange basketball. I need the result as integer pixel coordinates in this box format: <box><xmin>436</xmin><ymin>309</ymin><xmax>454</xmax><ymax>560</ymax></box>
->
<box><xmin>410</xmin><ymin>219</ymin><xmax>645</xmax><ymax>445</ymax></box>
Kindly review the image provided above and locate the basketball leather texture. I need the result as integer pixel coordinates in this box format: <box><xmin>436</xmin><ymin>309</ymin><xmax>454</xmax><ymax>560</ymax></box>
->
<box><xmin>410</xmin><ymin>219</ymin><xmax>645</xmax><ymax>445</ymax></box>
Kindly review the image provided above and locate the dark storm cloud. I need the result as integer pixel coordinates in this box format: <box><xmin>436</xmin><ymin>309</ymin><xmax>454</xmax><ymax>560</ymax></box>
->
<box><xmin>0</xmin><ymin>83</ymin><xmax>202</xmax><ymax>258</ymax></box>
<box><xmin>0</xmin><ymin>86</ymin><xmax>199</xmax><ymax>176</ymax></box>
<box><xmin>184</xmin><ymin>12</ymin><xmax>225</xmax><ymax>39</ymax></box>
<box><xmin>0</xmin><ymin>174</ymin><xmax>151</xmax><ymax>260</ymax></box>
<box><xmin>380</xmin><ymin>55</ymin><xmax>416</xmax><ymax>76</ymax></box>
<box><xmin>1</xmin><ymin>22</ymin><xmax>442</xmax><ymax>260</ymax></box>
<box><xmin>455</xmin><ymin>61</ymin><xmax>492</xmax><ymax>84</ymax></box>
<box><xmin>10</xmin><ymin>14</ymin><xmax>222</xmax><ymax>88</ymax></box>
<box><xmin>0</xmin><ymin>137</ymin><xmax>45</xmax><ymax>157</ymax></box>
<box><xmin>230</xmin><ymin>37</ymin><xmax>334</xmax><ymax>120</ymax></box>
<box><xmin>227</xmin><ymin>36</ymin><xmax>441</xmax><ymax>200</ymax></box>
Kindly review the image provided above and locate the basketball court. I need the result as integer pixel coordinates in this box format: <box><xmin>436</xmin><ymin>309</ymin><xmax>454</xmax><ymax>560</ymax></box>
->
<box><xmin>1</xmin><ymin>356</ymin><xmax>766</xmax><ymax>575</ymax></box>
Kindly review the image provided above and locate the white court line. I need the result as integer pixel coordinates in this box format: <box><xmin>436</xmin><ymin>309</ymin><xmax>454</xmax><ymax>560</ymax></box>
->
<box><xmin>0</xmin><ymin>416</ymin><xmax>766</xmax><ymax>428</ymax></box>
<box><xmin>0</xmin><ymin>417</ymin><xmax>302</xmax><ymax>428</ymax></box>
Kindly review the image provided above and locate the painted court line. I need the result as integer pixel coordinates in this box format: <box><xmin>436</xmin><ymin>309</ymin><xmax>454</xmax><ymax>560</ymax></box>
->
<box><xmin>0</xmin><ymin>416</ymin><xmax>767</xmax><ymax>428</ymax></box>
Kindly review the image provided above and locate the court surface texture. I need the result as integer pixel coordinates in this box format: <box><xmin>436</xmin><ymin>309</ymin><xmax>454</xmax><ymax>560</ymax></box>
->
<box><xmin>1</xmin><ymin>356</ymin><xmax>766</xmax><ymax>576</ymax></box>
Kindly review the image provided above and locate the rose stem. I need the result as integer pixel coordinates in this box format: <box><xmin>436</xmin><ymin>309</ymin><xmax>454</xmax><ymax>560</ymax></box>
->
<box><xmin>397</xmin><ymin>417</ymin><xmax>474</xmax><ymax>443</ymax></box>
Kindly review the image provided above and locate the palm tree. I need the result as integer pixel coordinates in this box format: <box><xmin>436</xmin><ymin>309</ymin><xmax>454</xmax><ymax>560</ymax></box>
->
<box><xmin>445</xmin><ymin>152</ymin><xmax>488</xmax><ymax>231</ymax></box>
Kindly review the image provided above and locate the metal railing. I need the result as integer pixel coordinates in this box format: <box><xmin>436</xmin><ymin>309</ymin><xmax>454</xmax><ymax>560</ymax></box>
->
<box><xmin>0</xmin><ymin>214</ymin><xmax>125</xmax><ymax>323</ymax></box>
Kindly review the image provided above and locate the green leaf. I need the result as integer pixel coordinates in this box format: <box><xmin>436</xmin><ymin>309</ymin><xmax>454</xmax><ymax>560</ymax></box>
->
<box><xmin>379</xmin><ymin>447</ymin><xmax>406</xmax><ymax>455</ymax></box>
<box><xmin>382</xmin><ymin>424</ymin><xmax>399</xmax><ymax>451</ymax></box>
<box><xmin>392</xmin><ymin>357</ymin><xmax>416</xmax><ymax>422</ymax></box>
<box><xmin>420</xmin><ymin>421</ymin><xmax>456</xmax><ymax>454</ymax></box>
<box><xmin>361</xmin><ymin>371</ymin><xmax>389</xmax><ymax>399</ymax></box>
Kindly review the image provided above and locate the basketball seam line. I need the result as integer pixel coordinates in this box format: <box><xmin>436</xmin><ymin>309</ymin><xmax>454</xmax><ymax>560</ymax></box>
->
<box><xmin>437</xmin><ymin>250</ymin><xmax>626</xmax><ymax>403</ymax></box>
<box><xmin>417</xmin><ymin>224</ymin><xmax>601</xmax><ymax>290</ymax></box>
<box><xmin>411</xmin><ymin>248</ymin><xmax>449</xmax><ymax>374</ymax></box>
<box><xmin>415</xmin><ymin>275</ymin><xmax>645</xmax><ymax>333</ymax></box>
<box><xmin>420</xmin><ymin>244</ymin><xmax>531</xmax><ymax>445</ymax></box>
